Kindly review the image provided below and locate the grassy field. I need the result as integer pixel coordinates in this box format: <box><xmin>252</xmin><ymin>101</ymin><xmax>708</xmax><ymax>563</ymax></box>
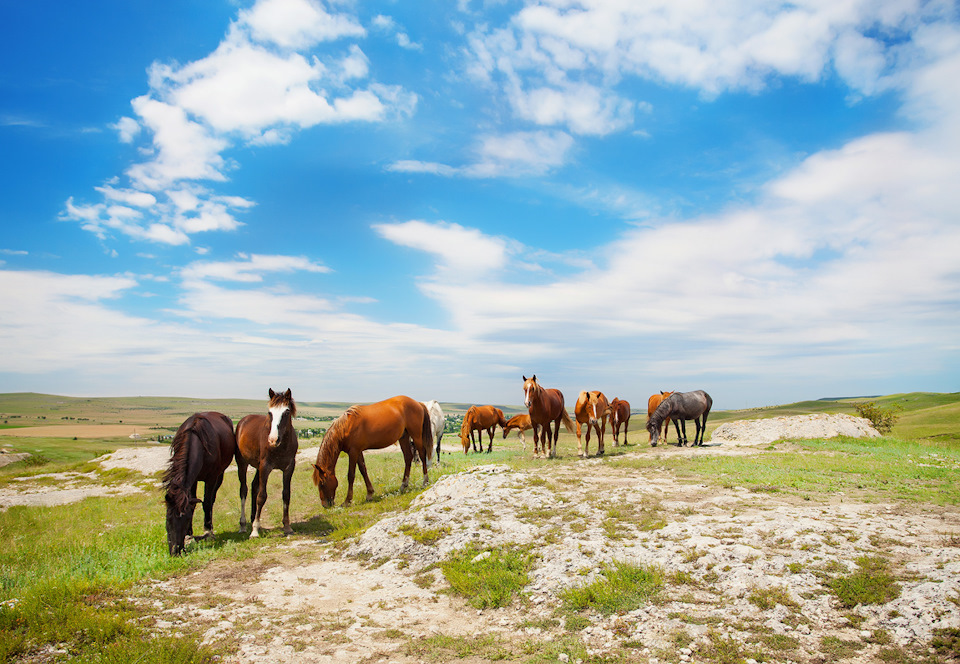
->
<box><xmin>0</xmin><ymin>391</ymin><xmax>957</xmax><ymax>662</ymax></box>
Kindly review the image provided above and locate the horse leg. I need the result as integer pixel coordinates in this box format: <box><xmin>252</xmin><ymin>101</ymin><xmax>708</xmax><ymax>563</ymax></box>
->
<box><xmin>549</xmin><ymin>419</ymin><xmax>559</xmax><ymax>459</ymax></box>
<box><xmin>237</xmin><ymin>457</ymin><xmax>249</xmax><ymax>533</ymax></box>
<box><xmin>576</xmin><ymin>421</ymin><xmax>585</xmax><ymax>457</ymax></box>
<box><xmin>596</xmin><ymin>420</ymin><xmax>604</xmax><ymax>455</ymax></box>
<box><xmin>664</xmin><ymin>418</ymin><xmax>671</xmax><ymax>444</ymax></box>
<box><xmin>418</xmin><ymin>438</ymin><xmax>431</xmax><ymax>487</ymax></box>
<box><xmin>356</xmin><ymin>452</ymin><xmax>376</xmax><ymax>501</ymax></box>
<box><xmin>486</xmin><ymin>426</ymin><xmax>493</xmax><ymax>453</ymax></box>
<box><xmin>345</xmin><ymin>452</ymin><xmax>358</xmax><ymax>506</ymax></box>
<box><xmin>249</xmin><ymin>469</ymin><xmax>261</xmax><ymax>535</ymax></box>
<box><xmin>281</xmin><ymin>461</ymin><xmax>294</xmax><ymax>534</ymax></box>
<box><xmin>677</xmin><ymin>419</ymin><xmax>688</xmax><ymax>446</ymax></box>
<box><xmin>399</xmin><ymin>438</ymin><xmax>413</xmax><ymax>492</ymax></box>
<box><xmin>250</xmin><ymin>466</ymin><xmax>271</xmax><ymax>538</ymax></box>
<box><xmin>201</xmin><ymin>475</ymin><xmax>224</xmax><ymax>539</ymax></box>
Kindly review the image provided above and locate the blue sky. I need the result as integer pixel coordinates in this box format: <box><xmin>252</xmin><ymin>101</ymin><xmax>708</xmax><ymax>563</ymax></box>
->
<box><xmin>1</xmin><ymin>0</ymin><xmax>958</xmax><ymax>409</ymax></box>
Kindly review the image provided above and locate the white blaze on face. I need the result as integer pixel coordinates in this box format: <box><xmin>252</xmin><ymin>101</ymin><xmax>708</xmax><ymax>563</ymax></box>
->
<box><xmin>524</xmin><ymin>385</ymin><xmax>532</xmax><ymax>408</ymax></box>
<box><xmin>268</xmin><ymin>405</ymin><xmax>289</xmax><ymax>445</ymax></box>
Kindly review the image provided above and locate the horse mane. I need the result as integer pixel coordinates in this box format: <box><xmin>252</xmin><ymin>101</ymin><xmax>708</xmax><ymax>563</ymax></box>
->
<box><xmin>647</xmin><ymin>394</ymin><xmax>677</xmax><ymax>430</ymax></box>
<box><xmin>313</xmin><ymin>406</ymin><xmax>356</xmax><ymax>486</ymax></box>
<box><xmin>163</xmin><ymin>417</ymin><xmax>197</xmax><ymax>513</ymax></box>
<box><xmin>270</xmin><ymin>389</ymin><xmax>297</xmax><ymax>418</ymax></box>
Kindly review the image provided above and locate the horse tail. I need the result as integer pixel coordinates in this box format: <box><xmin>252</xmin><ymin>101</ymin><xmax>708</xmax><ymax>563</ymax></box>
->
<box><xmin>560</xmin><ymin>407</ymin><xmax>576</xmax><ymax>434</ymax></box>
<box><xmin>421</xmin><ymin>402</ymin><xmax>434</xmax><ymax>463</ymax></box>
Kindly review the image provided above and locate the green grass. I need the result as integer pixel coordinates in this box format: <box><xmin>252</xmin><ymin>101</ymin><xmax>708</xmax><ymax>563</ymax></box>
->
<box><xmin>828</xmin><ymin>555</ymin><xmax>901</xmax><ymax>608</ymax></box>
<box><xmin>559</xmin><ymin>561</ymin><xmax>663</xmax><ymax>615</ymax></box>
<box><xmin>440</xmin><ymin>543</ymin><xmax>538</xmax><ymax>609</ymax></box>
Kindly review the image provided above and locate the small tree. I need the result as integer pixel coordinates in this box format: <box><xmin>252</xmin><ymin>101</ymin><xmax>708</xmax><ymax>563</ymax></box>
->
<box><xmin>852</xmin><ymin>401</ymin><xmax>903</xmax><ymax>434</ymax></box>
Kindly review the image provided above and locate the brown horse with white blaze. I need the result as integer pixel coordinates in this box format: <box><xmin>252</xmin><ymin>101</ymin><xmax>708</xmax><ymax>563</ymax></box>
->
<box><xmin>460</xmin><ymin>405</ymin><xmax>506</xmax><ymax>453</ymax></box>
<box><xmin>608</xmin><ymin>398</ymin><xmax>631</xmax><ymax>446</ymax></box>
<box><xmin>522</xmin><ymin>375</ymin><xmax>575</xmax><ymax>458</ymax></box>
<box><xmin>574</xmin><ymin>390</ymin><xmax>609</xmax><ymax>457</ymax></box>
<box><xmin>235</xmin><ymin>388</ymin><xmax>299</xmax><ymax>538</ymax></box>
<box><xmin>313</xmin><ymin>395</ymin><xmax>432</xmax><ymax>507</ymax></box>
<box><xmin>647</xmin><ymin>391</ymin><xmax>674</xmax><ymax>445</ymax></box>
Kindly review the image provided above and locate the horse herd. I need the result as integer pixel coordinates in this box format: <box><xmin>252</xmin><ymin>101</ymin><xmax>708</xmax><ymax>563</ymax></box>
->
<box><xmin>162</xmin><ymin>380</ymin><xmax>712</xmax><ymax>555</ymax></box>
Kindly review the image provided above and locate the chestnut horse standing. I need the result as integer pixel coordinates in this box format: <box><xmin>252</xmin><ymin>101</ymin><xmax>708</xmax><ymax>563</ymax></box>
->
<box><xmin>574</xmin><ymin>390</ymin><xmax>609</xmax><ymax>457</ymax></box>
<box><xmin>502</xmin><ymin>413</ymin><xmax>532</xmax><ymax>449</ymax></box>
<box><xmin>162</xmin><ymin>412</ymin><xmax>236</xmax><ymax>555</ymax></box>
<box><xmin>647</xmin><ymin>391</ymin><xmax>674</xmax><ymax>445</ymax></box>
<box><xmin>608</xmin><ymin>398</ymin><xmax>631</xmax><ymax>446</ymax></box>
<box><xmin>522</xmin><ymin>375</ymin><xmax>575</xmax><ymax>458</ymax></box>
<box><xmin>313</xmin><ymin>395</ymin><xmax>432</xmax><ymax>507</ymax></box>
<box><xmin>460</xmin><ymin>405</ymin><xmax>506</xmax><ymax>454</ymax></box>
<box><xmin>236</xmin><ymin>388</ymin><xmax>299</xmax><ymax>538</ymax></box>
<box><xmin>647</xmin><ymin>390</ymin><xmax>713</xmax><ymax>447</ymax></box>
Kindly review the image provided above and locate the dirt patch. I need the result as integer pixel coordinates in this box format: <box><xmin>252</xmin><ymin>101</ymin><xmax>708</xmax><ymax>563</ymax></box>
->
<box><xmin>712</xmin><ymin>413</ymin><xmax>880</xmax><ymax>445</ymax></box>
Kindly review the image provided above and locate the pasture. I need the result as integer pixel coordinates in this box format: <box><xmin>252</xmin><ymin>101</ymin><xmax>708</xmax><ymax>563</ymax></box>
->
<box><xmin>0</xmin><ymin>391</ymin><xmax>958</xmax><ymax>663</ymax></box>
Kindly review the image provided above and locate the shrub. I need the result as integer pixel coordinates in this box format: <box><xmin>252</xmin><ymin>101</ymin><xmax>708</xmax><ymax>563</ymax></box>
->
<box><xmin>852</xmin><ymin>402</ymin><xmax>903</xmax><ymax>434</ymax></box>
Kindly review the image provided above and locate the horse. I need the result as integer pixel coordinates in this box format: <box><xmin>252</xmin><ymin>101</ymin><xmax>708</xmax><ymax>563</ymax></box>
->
<box><xmin>460</xmin><ymin>405</ymin><xmax>506</xmax><ymax>453</ymax></box>
<box><xmin>421</xmin><ymin>399</ymin><xmax>445</xmax><ymax>463</ymax></box>
<box><xmin>608</xmin><ymin>398</ymin><xmax>631</xmax><ymax>445</ymax></box>
<box><xmin>313</xmin><ymin>395</ymin><xmax>432</xmax><ymax>507</ymax></box>
<box><xmin>235</xmin><ymin>388</ymin><xmax>299</xmax><ymax>538</ymax></box>
<box><xmin>502</xmin><ymin>413</ymin><xmax>532</xmax><ymax>449</ymax></box>
<box><xmin>162</xmin><ymin>412</ymin><xmax>236</xmax><ymax>556</ymax></box>
<box><xmin>647</xmin><ymin>391</ymin><xmax>674</xmax><ymax>445</ymax></box>
<box><xmin>522</xmin><ymin>375</ymin><xmax>575</xmax><ymax>458</ymax></box>
<box><xmin>574</xmin><ymin>390</ymin><xmax>609</xmax><ymax>457</ymax></box>
<box><xmin>647</xmin><ymin>390</ymin><xmax>713</xmax><ymax>447</ymax></box>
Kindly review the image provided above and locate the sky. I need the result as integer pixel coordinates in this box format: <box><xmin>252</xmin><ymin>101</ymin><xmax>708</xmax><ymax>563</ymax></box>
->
<box><xmin>1</xmin><ymin>0</ymin><xmax>959</xmax><ymax>410</ymax></box>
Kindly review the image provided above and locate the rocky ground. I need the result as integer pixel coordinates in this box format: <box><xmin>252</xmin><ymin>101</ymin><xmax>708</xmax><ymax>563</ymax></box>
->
<box><xmin>5</xmin><ymin>415</ymin><xmax>960</xmax><ymax>663</ymax></box>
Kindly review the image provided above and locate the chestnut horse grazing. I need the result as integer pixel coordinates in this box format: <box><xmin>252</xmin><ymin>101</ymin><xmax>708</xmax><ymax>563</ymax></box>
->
<box><xmin>313</xmin><ymin>395</ymin><xmax>432</xmax><ymax>507</ymax></box>
<box><xmin>236</xmin><ymin>388</ymin><xmax>299</xmax><ymax>538</ymax></box>
<box><xmin>522</xmin><ymin>375</ymin><xmax>575</xmax><ymax>458</ymax></box>
<box><xmin>502</xmin><ymin>413</ymin><xmax>532</xmax><ymax>449</ymax></box>
<box><xmin>647</xmin><ymin>390</ymin><xmax>713</xmax><ymax>447</ymax></box>
<box><xmin>574</xmin><ymin>390</ymin><xmax>609</xmax><ymax>457</ymax></box>
<box><xmin>608</xmin><ymin>398</ymin><xmax>631</xmax><ymax>446</ymax></box>
<box><xmin>647</xmin><ymin>391</ymin><xmax>674</xmax><ymax>445</ymax></box>
<box><xmin>460</xmin><ymin>405</ymin><xmax>506</xmax><ymax>453</ymax></box>
<box><xmin>163</xmin><ymin>412</ymin><xmax>236</xmax><ymax>556</ymax></box>
<box><xmin>422</xmin><ymin>400</ymin><xmax>445</xmax><ymax>463</ymax></box>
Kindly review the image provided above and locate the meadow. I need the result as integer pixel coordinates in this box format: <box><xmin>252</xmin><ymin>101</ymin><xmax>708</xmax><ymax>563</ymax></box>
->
<box><xmin>0</xmin><ymin>391</ymin><xmax>957</xmax><ymax>663</ymax></box>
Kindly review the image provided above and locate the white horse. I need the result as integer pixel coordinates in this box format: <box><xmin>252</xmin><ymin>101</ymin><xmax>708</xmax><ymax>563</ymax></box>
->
<box><xmin>421</xmin><ymin>400</ymin><xmax>445</xmax><ymax>465</ymax></box>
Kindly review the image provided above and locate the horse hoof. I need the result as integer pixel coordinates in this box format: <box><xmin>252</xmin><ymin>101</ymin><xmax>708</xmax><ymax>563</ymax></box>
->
<box><xmin>249</xmin><ymin>530</ymin><xmax>259</xmax><ymax>539</ymax></box>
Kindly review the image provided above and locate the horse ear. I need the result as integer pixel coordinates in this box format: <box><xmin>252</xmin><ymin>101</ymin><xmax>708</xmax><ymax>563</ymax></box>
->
<box><xmin>522</xmin><ymin>375</ymin><xmax>527</xmax><ymax>381</ymax></box>
<box><xmin>284</xmin><ymin>388</ymin><xmax>292</xmax><ymax>399</ymax></box>
<box><xmin>532</xmin><ymin>374</ymin><xmax>536</xmax><ymax>381</ymax></box>
<box><xmin>269</xmin><ymin>388</ymin><xmax>276</xmax><ymax>398</ymax></box>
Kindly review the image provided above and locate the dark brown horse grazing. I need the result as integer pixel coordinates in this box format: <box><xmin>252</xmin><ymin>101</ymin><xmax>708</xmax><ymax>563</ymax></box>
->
<box><xmin>502</xmin><ymin>413</ymin><xmax>532</xmax><ymax>449</ymax></box>
<box><xmin>647</xmin><ymin>391</ymin><xmax>674</xmax><ymax>445</ymax></box>
<box><xmin>647</xmin><ymin>390</ymin><xmax>713</xmax><ymax>447</ymax></box>
<box><xmin>608</xmin><ymin>398</ymin><xmax>631</xmax><ymax>446</ymax></box>
<box><xmin>162</xmin><ymin>412</ymin><xmax>236</xmax><ymax>556</ymax></box>
<box><xmin>460</xmin><ymin>405</ymin><xmax>506</xmax><ymax>453</ymax></box>
<box><xmin>236</xmin><ymin>388</ymin><xmax>299</xmax><ymax>538</ymax></box>
<box><xmin>522</xmin><ymin>375</ymin><xmax>575</xmax><ymax>458</ymax></box>
<box><xmin>313</xmin><ymin>395</ymin><xmax>432</xmax><ymax>507</ymax></box>
<box><xmin>574</xmin><ymin>390</ymin><xmax>609</xmax><ymax>457</ymax></box>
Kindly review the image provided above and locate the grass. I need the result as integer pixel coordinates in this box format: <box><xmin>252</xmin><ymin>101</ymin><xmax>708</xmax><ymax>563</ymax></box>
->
<box><xmin>559</xmin><ymin>561</ymin><xmax>663</xmax><ymax>615</ymax></box>
<box><xmin>828</xmin><ymin>555</ymin><xmax>901</xmax><ymax>608</ymax></box>
<box><xmin>439</xmin><ymin>543</ymin><xmax>537</xmax><ymax>609</ymax></box>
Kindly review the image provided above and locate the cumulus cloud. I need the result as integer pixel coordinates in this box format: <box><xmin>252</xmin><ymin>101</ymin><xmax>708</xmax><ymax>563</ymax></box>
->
<box><xmin>65</xmin><ymin>0</ymin><xmax>414</xmax><ymax>246</ymax></box>
<box><xmin>180</xmin><ymin>253</ymin><xmax>331</xmax><ymax>283</ymax></box>
<box><xmin>373</xmin><ymin>220</ymin><xmax>511</xmax><ymax>273</ymax></box>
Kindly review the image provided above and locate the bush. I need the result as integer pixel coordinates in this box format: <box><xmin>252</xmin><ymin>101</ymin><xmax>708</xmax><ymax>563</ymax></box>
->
<box><xmin>852</xmin><ymin>402</ymin><xmax>903</xmax><ymax>434</ymax></box>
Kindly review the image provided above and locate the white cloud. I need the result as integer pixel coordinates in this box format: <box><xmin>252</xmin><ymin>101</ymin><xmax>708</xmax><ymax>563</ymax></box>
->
<box><xmin>181</xmin><ymin>253</ymin><xmax>331</xmax><ymax>283</ymax></box>
<box><xmin>65</xmin><ymin>0</ymin><xmax>412</xmax><ymax>246</ymax></box>
<box><xmin>238</xmin><ymin>0</ymin><xmax>365</xmax><ymax>49</ymax></box>
<box><xmin>373</xmin><ymin>220</ymin><xmax>511</xmax><ymax>273</ymax></box>
<box><xmin>390</xmin><ymin>130</ymin><xmax>574</xmax><ymax>178</ymax></box>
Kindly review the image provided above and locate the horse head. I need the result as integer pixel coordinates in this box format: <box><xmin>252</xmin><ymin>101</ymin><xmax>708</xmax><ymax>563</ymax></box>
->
<box><xmin>267</xmin><ymin>388</ymin><xmax>296</xmax><ymax>447</ymax></box>
<box><xmin>522</xmin><ymin>375</ymin><xmax>539</xmax><ymax>408</ymax></box>
<box><xmin>312</xmin><ymin>463</ymin><xmax>338</xmax><ymax>508</ymax></box>
<box><xmin>164</xmin><ymin>489</ymin><xmax>200</xmax><ymax>556</ymax></box>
